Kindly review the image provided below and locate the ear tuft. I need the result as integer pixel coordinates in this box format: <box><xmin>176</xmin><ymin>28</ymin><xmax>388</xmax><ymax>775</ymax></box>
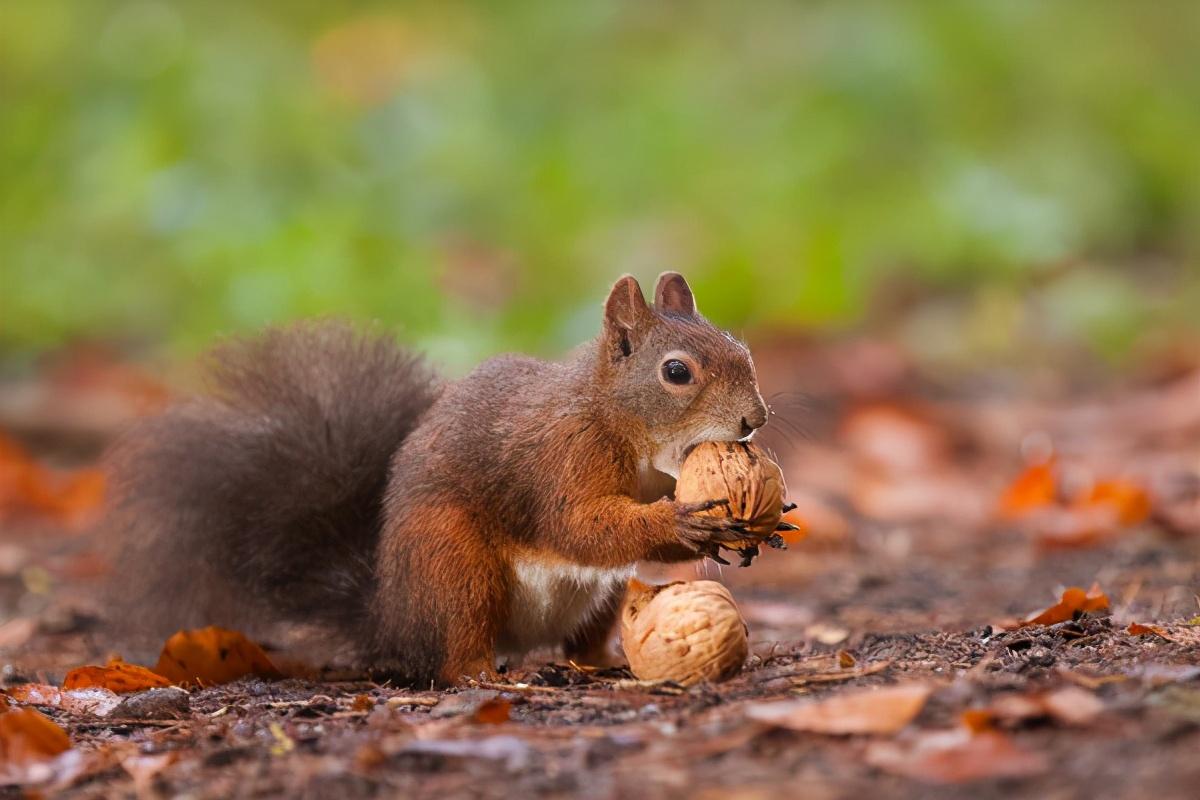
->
<box><xmin>653</xmin><ymin>271</ymin><xmax>696</xmax><ymax>316</ymax></box>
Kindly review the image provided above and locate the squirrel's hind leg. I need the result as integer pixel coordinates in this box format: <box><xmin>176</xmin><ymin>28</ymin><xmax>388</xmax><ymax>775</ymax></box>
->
<box><xmin>374</xmin><ymin>502</ymin><xmax>507</xmax><ymax>686</ymax></box>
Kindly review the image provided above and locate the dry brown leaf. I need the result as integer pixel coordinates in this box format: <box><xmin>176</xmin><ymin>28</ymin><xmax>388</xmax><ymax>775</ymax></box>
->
<box><xmin>351</xmin><ymin>694</ymin><xmax>376</xmax><ymax>713</ymax></box>
<box><xmin>967</xmin><ymin>687</ymin><xmax>1104</xmax><ymax>729</ymax></box>
<box><xmin>63</xmin><ymin>659</ymin><xmax>172</xmax><ymax>693</ymax></box>
<box><xmin>867</xmin><ymin>728</ymin><xmax>1047</xmax><ymax>784</ymax></box>
<box><xmin>744</xmin><ymin>683</ymin><xmax>932</xmax><ymax>735</ymax></box>
<box><xmin>1022</xmin><ymin>584</ymin><xmax>1108</xmax><ymax>627</ymax></box>
<box><xmin>154</xmin><ymin>626</ymin><xmax>280</xmax><ymax>686</ymax></box>
<box><xmin>121</xmin><ymin>752</ymin><xmax>177</xmax><ymax>796</ymax></box>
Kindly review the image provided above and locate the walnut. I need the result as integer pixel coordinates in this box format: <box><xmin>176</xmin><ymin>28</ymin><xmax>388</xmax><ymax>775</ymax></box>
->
<box><xmin>620</xmin><ymin>579</ymin><xmax>749</xmax><ymax>686</ymax></box>
<box><xmin>675</xmin><ymin>441</ymin><xmax>786</xmax><ymax>554</ymax></box>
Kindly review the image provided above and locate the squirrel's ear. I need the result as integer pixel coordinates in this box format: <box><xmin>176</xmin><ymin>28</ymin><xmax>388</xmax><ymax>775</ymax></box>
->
<box><xmin>603</xmin><ymin>275</ymin><xmax>652</xmax><ymax>358</ymax></box>
<box><xmin>653</xmin><ymin>271</ymin><xmax>696</xmax><ymax>317</ymax></box>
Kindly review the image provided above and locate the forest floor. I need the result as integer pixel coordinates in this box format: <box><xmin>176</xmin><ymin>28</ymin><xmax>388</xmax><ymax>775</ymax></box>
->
<box><xmin>2</xmin><ymin>336</ymin><xmax>1200</xmax><ymax>798</ymax></box>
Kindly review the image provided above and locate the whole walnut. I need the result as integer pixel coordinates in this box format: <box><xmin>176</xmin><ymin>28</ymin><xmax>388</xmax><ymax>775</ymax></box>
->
<box><xmin>675</xmin><ymin>441</ymin><xmax>786</xmax><ymax>556</ymax></box>
<box><xmin>620</xmin><ymin>579</ymin><xmax>749</xmax><ymax>686</ymax></box>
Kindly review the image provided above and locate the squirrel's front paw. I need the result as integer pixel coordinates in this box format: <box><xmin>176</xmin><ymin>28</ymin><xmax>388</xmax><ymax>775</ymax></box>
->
<box><xmin>673</xmin><ymin>499</ymin><xmax>758</xmax><ymax>564</ymax></box>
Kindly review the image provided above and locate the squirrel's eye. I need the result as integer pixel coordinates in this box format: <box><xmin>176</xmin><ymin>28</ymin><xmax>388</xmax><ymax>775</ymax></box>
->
<box><xmin>661</xmin><ymin>359</ymin><xmax>692</xmax><ymax>385</ymax></box>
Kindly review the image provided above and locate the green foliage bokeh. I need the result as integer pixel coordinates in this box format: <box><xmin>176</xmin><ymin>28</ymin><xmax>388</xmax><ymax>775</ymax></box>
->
<box><xmin>3</xmin><ymin>1</ymin><xmax>1199</xmax><ymax>366</ymax></box>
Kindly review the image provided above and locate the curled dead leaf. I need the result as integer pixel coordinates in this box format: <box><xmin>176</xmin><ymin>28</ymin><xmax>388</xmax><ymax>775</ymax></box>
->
<box><xmin>1127</xmin><ymin>622</ymin><xmax>1170</xmax><ymax>639</ymax></box>
<box><xmin>63</xmin><ymin>659</ymin><xmax>171</xmax><ymax>693</ymax></box>
<box><xmin>1022</xmin><ymin>584</ymin><xmax>1108</xmax><ymax>627</ymax></box>
<box><xmin>744</xmin><ymin>683</ymin><xmax>932</xmax><ymax>735</ymax></box>
<box><xmin>154</xmin><ymin>626</ymin><xmax>280</xmax><ymax>687</ymax></box>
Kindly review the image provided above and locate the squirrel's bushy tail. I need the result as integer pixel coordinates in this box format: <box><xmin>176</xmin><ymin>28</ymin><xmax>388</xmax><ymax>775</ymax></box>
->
<box><xmin>105</xmin><ymin>321</ymin><xmax>439</xmax><ymax>651</ymax></box>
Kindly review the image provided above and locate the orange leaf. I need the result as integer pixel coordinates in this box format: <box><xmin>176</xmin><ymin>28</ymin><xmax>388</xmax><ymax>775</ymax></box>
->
<box><xmin>997</xmin><ymin>462</ymin><xmax>1056</xmax><ymax>520</ymax></box>
<box><xmin>0</xmin><ymin>708</ymin><xmax>71</xmax><ymax>764</ymax></box>
<box><xmin>745</xmin><ymin>683</ymin><xmax>932</xmax><ymax>735</ymax></box>
<box><xmin>1022</xmin><ymin>584</ymin><xmax>1108</xmax><ymax>627</ymax></box>
<box><xmin>779</xmin><ymin>508</ymin><xmax>809</xmax><ymax>545</ymax></box>
<box><xmin>1076</xmin><ymin>480</ymin><xmax>1151</xmax><ymax>526</ymax></box>
<box><xmin>471</xmin><ymin>697</ymin><xmax>512</xmax><ymax>725</ymax></box>
<box><xmin>154</xmin><ymin>626</ymin><xmax>280</xmax><ymax>686</ymax></box>
<box><xmin>63</xmin><ymin>660</ymin><xmax>171</xmax><ymax>693</ymax></box>
<box><xmin>1127</xmin><ymin>622</ymin><xmax>1170</xmax><ymax>639</ymax></box>
<box><xmin>0</xmin><ymin>430</ymin><xmax>107</xmax><ymax>526</ymax></box>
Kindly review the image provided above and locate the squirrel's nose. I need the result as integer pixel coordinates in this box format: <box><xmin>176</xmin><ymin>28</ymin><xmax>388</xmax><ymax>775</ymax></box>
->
<box><xmin>740</xmin><ymin>400</ymin><xmax>768</xmax><ymax>438</ymax></box>
<box><xmin>740</xmin><ymin>414</ymin><xmax>765</xmax><ymax>438</ymax></box>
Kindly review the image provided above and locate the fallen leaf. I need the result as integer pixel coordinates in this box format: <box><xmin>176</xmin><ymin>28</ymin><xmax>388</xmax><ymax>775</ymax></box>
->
<box><xmin>837</xmin><ymin>650</ymin><xmax>856</xmax><ymax>669</ymax></box>
<box><xmin>1077</xmin><ymin>479</ymin><xmax>1152</xmax><ymax>526</ymax></box>
<box><xmin>779</xmin><ymin>507</ymin><xmax>809</xmax><ymax>545</ymax></box>
<box><xmin>1037</xmin><ymin>687</ymin><xmax>1105</xmax><ymax>726</ymax></box>
<box><xmin>968</xmin><ymin>687</ymin><xmax>1104</xmax><ymax>729</ymax></box>
<box><xmin>0</xmin><ymin>708</ymin><xmax>71</xmax><ymax>764</ymax></box>
<box><xmin>351</xmin><ymin>694</ymin><xmax>375</xmax><ymax>713</ymax></box>
<box><xmin>0</xmin><ymin>431</ymin><xmax>107</xmax><ymax>527</ymax></box>
<box><xmin>0</xmin><ymin>617</ymin><xmax>37</xmax><ymax>649</ymax></box>
<box><xmin>1127</xmin><ymin>622</ymin><xmax>1170</xmax><ymax>639</ymax></box>
<box><xmin>121</xmin><ymin>752</ymin><xmax>177</xmax><ymax>796</ymax></box>
<box><xmin>867</xmin><ymin>728</ymin><xmax>1047</xmax><ymax>784</ymax></box>
<box><xmin>8</xmin><ymin>684</ymin><xmax>123</xmax><ymax>717</ymax></box>
<box><xmin>471</xmin><ymin>697</ymin><xmax>512</xmax><ymax>725</ymax></box>
<box><xmin>1022</xmin><ymin>584</ymin><xmax>1108</xmax><ymax>627</ymax></box>
<box><xmin>840</xmin><ymin>404</ymin><xmax>948</xmax><ymax>474</ymax></box>
<box><xmin>154</xmin><ymin>626</ymin><xmax>280</xmax><ymax>686</ymax></box>
<box><xmin>805</xmin><ymin>623</ymin><xmax>850</xmax><ymax>646</ymax></box>
<box><xmin>998</xmin><ymin>461</ymin><xmax>1057</xmax><ymax>519</ymax></box>
<box><xmin>744</xmin><ymin>683</ymin><xmax>932</xmax><ymax>735</ymax></box>
<box><xmin>63</xmin><ymin>660</ymin><xmax>172</xmax><ymax>693</ymax></box>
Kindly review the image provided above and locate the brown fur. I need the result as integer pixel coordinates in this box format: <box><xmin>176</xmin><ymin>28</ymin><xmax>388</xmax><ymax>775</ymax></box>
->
<box><xmin>106</xmin><ymin>273</ymin><xmax>767</xmax><ymax>685</ymax></box>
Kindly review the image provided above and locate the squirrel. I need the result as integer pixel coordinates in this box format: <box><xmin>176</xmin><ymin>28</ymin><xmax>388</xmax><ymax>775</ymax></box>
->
<box><xmin>106</xmin><ymin>272</ymin><xmax>773</xmax><ymax>686</ymax></box>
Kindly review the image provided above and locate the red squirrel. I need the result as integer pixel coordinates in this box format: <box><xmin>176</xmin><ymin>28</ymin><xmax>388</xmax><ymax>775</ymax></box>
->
<box><xmin>107</xmin><ymin>272</ymin><xmax>774</xmax><ymax>685</ymax></box>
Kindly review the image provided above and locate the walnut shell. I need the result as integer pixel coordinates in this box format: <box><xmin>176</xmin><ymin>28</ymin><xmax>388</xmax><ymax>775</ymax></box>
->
<box><xmin>675</xmin><ymin>441</ymin><xmax>785</xmax><ymax>550</ymax></box>
<box><xmin>620</xmin><ymin>579</ymin><xmax>749</xmax><ymax>686</ymax></box>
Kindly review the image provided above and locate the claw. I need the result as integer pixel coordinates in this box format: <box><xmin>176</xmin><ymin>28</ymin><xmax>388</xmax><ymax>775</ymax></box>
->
<box><xmin>776</xmin><ymin>522</ymin><xmax>800</xmax><ymax>532</ymax></box>
<box><xmin>708</xmin><ymin>551</ymin><xmax>731</xmax><ymax>566</ymax></box>
<box><xmin>764</xmin><ymin>532</ymin><xmax>787</xmax><ymax>550</ymax></box>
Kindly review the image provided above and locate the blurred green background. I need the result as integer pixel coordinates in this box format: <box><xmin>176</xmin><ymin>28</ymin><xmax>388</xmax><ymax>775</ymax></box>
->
<box><xmin>3</xmin><ymin>0</ymin><xmax>1200</xmax><ymax>370</ymax></box>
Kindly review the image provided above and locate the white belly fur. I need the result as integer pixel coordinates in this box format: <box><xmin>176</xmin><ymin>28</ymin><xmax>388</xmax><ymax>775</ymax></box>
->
<box><xmin>500</xmin><ymin>556</ymin><xmax>635</xmax><ymax>656</ymax></box>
